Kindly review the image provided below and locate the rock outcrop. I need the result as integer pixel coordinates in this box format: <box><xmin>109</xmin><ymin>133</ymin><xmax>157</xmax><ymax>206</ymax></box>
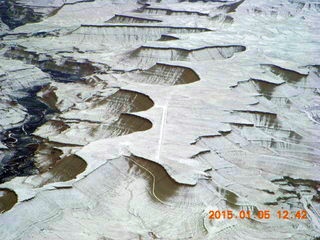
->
<box><xmin>0</xmin><ymin>0</ymin><xmax>319</xmax><ymax>239</ymax></box>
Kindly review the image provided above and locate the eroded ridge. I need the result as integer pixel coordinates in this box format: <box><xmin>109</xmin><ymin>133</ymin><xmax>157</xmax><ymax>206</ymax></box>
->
<box><xmin>126</xmin><ymin>155</ymin><xmax>182</xmax><ymax>202</ymax></box>
<box><xmin>217</xmin><ymin>0</ymin><xmax>245</xmax><ymax>13</ymax></box>
<box><xmin>69</xmin><ymin>24</ymin><xmax>210</xmax><ymax>47</ymax></box>
<box><xmin>46</xmin><ymin>113</ymin><xmax>153</xmax><ymax>145</ymax></box>
<box><xmin>5</xmin><ymin>46</ymin><xmax>103</xmax><ymax>81</ymax></box>
<box><xmin>0</xmin><ymin>0</ymin><xmax>42</xmax><ymax>29</ymax></box>
<box><xmin>137</xmin><ymin>7</ymin><xmax>209</xmax><ymax>17</ymax></box>
<box><xmin>15</xmin><ymin>85</ymin><xmax>155</xmax><ymax>186</ymax></box>
<box><xmin>211</xmin><ymin>13</ymin><xmax>234</xmax><ymax>24</ymax></box>
<box><xmin>128</xmin><ymin>63</ymin><xmax>200</xmax><ymax>85</ymax></box>
<box><xmin>39</xmin><ymin>85</ymin><xmax>154</xmax><ymax>115</ymax></box>
<box><xmin>31</xmin><ymin>154</ymin><xmax>87</xmax><ymax>187</ymax></box>
<box><xmin>127</xmin><ymin>45</ymin><xmax>246</xmax><ymax>68</ymax></box>
<box><xmin>106</xmin><ymin>14</ymin><xmax>162</xmax><ymax>24</ymax></box>
<box><xmin>107</xmin><ymin>113</ymin><xmax>153</xmax><ymax>137</ymax></box>
<box><xmin>35</xmin><ymin>85</ymin><xmax>154</xmax><ymax>146</ymax></box>
<box><xmin>157</xmin><ymin>34</ymin><xmax>180</xmax><ymax>41</ymax></box>
<box><xmin>125</xmin><ymin>155</ymin><xmax>225</xmax><ymax>205</ymax></box>
<box><xmin>30</xmin><ymin>83</ymin><xmax>155</xmax><ymax>184</ymax></box>
<box><xmin>262</xmin><ymin>64</ymin><xmax>308</xmax><ymax>84</ymax></box>
<box><xmin>93</xmin><ymin>89</ymin><xmax>154</xmax><ymax>113</ymax></box>
<box><xmin>0</xmin><ymin>0</ymin><xmax>319</xmax><ymax>239</ymax></box>
<box><xmin>230</xmin><ymin>77</ymin><xmax>311</xmax><ymax>142</ymax></box>
<box><xmin>232</xmin><ymin>79</ymin><xmax>280</xmax><ymax>100</ymax></box>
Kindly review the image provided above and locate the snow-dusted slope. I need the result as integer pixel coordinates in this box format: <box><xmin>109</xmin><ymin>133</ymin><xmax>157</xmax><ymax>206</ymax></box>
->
<box><xmin>0</xmin><ymin>0</ymin><xmax>319</xmax><ymax>239</ymax></box>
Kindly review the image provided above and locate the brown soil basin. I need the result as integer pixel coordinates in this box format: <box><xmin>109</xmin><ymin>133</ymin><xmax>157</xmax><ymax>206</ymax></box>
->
<box><xmin>136</xmin><ymin>63</ymin><xmax>200</xmax><ymax>85</ymax></box>
<box><xmin>0</xmin><ymin>188</ymin><xmax>18</xmax><ymax>214</ymax></box>
<box><xmin>107</xmin><ymin>113</ymin><xmax>153</xmax><ymax>137</ymax></box>
<box><xmin>38</xmin><ymin>154</ymin><xmax>87</xmax><ymax>187</ymax></box>
<box><xmin>93</xmin><ymin>89</ymin><xmax>154</xmax><ymax>113</ymax></box>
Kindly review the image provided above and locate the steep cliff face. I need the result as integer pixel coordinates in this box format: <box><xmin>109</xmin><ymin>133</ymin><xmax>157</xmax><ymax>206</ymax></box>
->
<box><xmin>0</xmin><ymin>0</ymin><xmax>319</xmax><ymax>239</ymax></box>
<box><xmin>0</xmin><ymin>0</ymin><xmax>42</xmax><ymax>29</ymax></box>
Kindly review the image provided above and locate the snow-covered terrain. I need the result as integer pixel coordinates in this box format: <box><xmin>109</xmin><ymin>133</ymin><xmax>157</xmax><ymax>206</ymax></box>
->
<box><xmin>0</xmin><ymin>0</ymin><xmax>319</xmax><ymax>239</ymax></box>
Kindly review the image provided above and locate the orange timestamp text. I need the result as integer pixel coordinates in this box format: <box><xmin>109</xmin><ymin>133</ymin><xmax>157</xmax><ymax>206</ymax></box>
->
<box><xmin>208</xmin><ymin>209</ymin><xmax>307</xmax><ymax>220</ymax></box>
